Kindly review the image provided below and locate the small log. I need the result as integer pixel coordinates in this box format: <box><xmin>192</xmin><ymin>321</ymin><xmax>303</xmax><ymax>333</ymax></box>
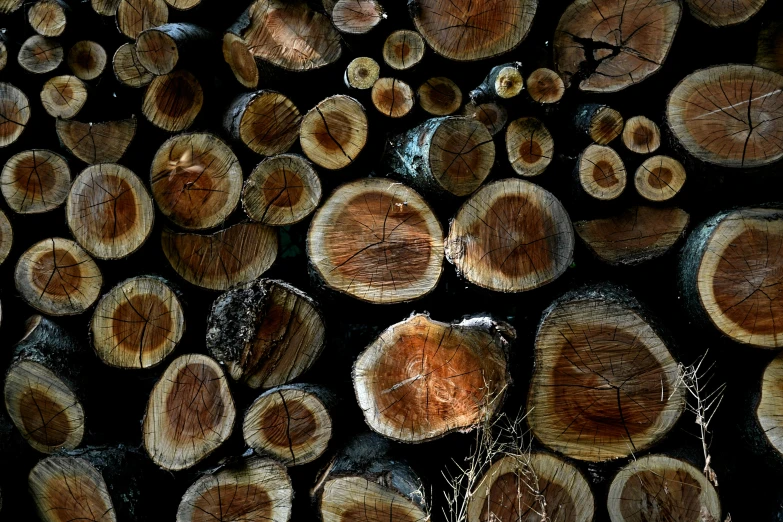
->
<box><xmin>113</xmin><ymin>42</ymin><xmax>154</xmax><ymax>88</ymax></box>
<box><xmin>371</xmin><ymin>77</ymin><xmax>415</xmax><ymax>118</ymax></box>
<box><xmin>354</xmin><ymin>313</ymin><xmax>511</xmax><ymax>442</ymax></box>
<box><xmin>467</xmin><ymin>453</ymin><xmax>594</xmax><ymax>522</ymax></box>
<box><xmin>686</xmin><ymin>0</ymin><xmax>766</xmax><ymax>27</ymax></box>
<box><xmin>0</xmin><ymin>83</ymin><xmax>29</xmax><ymax>147</ymax></box>
<box><xmin>205</xmin><ymin>278</ymin><xmax>326</xmax><ymax>388</ymax></box>
<box><xmin>382</xmin><ymin>29</ymin><xmax>425</xmax><ymax>70</ymax></box>
<box><xmin>29</xmin><ymin>457</ymin><xmax>114</xmax><ymax>521</ymax></box>
<box><xmin>222</xmin><ymin>33</ymin><xmax>259</xmax><ymax>89</ymax></box>
<box><xmin>307</xmin><ymin>178</ymin><xmax>443</xmax><ymax>304</ymax></box>
<box><xmin>142</xmin><ymin>70</ymin><xmax>203</xmax><ymax>131</ymax></box>
<box><xmin>1</xmin><ymin>149</ymin><xmax>70</xmax><ymax>214</ymax></box>
<box><xmin>150</xmin><ymin>132</ymin><xmax>242</xmax><ymax>230</ymax></box>
<box><xmin>418</xmin><ymin>76</ymin><xmax>462</xmax><ymax>116</ymax></box>
<box><xmin>143</xmin><ymin>353</ymin><xmax>236</xmax><ymax>470</ymax></box>
<box><xmin>0</xmin><ymin>209</ymin><xmax>10</xmax><ymax>266</ymax></box>
<box><xmin>0</xmin><ymin>40</ymin><xmax>7</xmax><ymax>71</ymax></box>
<box><xmin>758</xmin><ymin>351</ymin><xmax>783</xmax><ymax>457</ymax></box>
<box><xmin>165</xmin><ymin>0</ymin><xmax>200</xmax><ymax>9</ymax></box>
<box><xmin>67</xmin><ymin>40</ymin><xmax>106</xmax><ymax>81</ymax></box>
<box><xmin>18</xmin><ymin>35</ymin><xmax>63</xmax><ymax>74</ymax></box>
<box><xmin>4</xmin><ymin>316</ymin><xmax>86</xmax><ymax>453</ymax></box>
<box><xmin>574</xmin><ymin>206</ymin><xmax>689</xmax><ymax>266</ymax></box>
<box><xmin>91</xmin><ymin>275</ymin><xmax>185</xmax><ymax>369</ymax></box>
<box><xmin>15</xmin><ymin>238</ymin><xmax>102</xmax><ymax>316</ymax></box>
<box><xmin>243</xmin><ymin>384</ymin><xmax>335</xmax><ymax>465</ymax></box>
<box><xmin>385</xmin><ymin>116</ymin><xmax>495</xmax><ymax>197</ymax></box>
<box><xmin>56</xmin><ymin>117</ymin><xmax>137</xmax><ymax>164</ymax></box>
<box><xmin>555</xmin><ymin>0</ymin><xmax>682</xmax><ymax>92</ymax></box>
<box><xmin>412</xmin><ymin>0</ymin><xmax>536</xmax><ymax>61</ymax></box>
<box><xmin>117</xmin><ymin>0</ymin><xmax>168</xmax><ymax>39</ymax></box>
<box><xmin>66</xmin><ymin>164</ymin><xmax>154</xmax><ymax>259</ymax></box>
<box><xmin>621</xmin><ymin>115</ymin><xmax>661</xmax><ymax>154</ymax></box>
<box><xmin>576</xmin><ymin>144</ymin><xmax>627</xmax><ymax>201</ymax></box>
<box><xmin>28</xmin><ymin>0</ymin><xmax>68</xmax><ymax>37</ymax></box>
<box><xmin>680</xmin><ymin>206</ymin><xmax>783</xmax><ymax>348</ymax></box>
<box><xmin>136</xmin><ymin>23</ymin><xmax>212</xmax><ymax>75</ymax></box>
<box><xmin>667</xmin><ymin>64</ymin><xmax>783</xmax><ymax>168</ymax></box>
<box><xmin>445</xmin><ymin>178</ymin><xmax>574</xmax><ymax>293</ymax></box>
<box><xmin>756</xmin><ymin>20</ymin><xmax>783</xmax><ymax>74</ymax></box>
<box><xmin>574</xmin><ymin>103</ymin><xmax>624</xmax><ymax>145</ymax></box>
<box><xmin>223</xmin><ymin>90</ymin><xmax>301</xmax><ymax>156</ymax></box>
<box><xmin>470</xmin><ymin>62</ymin><xmax>524</xmax><ymax>103</ymax></box>
<box><xmin>344</xmin><ymin>56</ymin><xmax>379</xmax><ymax>90</ymax></box>
<box><xmin>40</xmin><ymin>75</ymin><xmax>87</xmax><ymax>119</ymax></box>
<box><xmin>634</xmin><ymin>155</ymin><xmax>686</xmax><ymax>202</ymax></box>
<box><xmin>607</xmin><ymin>454</ymin><xmax>721</xmax><ymax>521</ymax></box>
<box><xmin>527</xmin><ymin>287</ymin><xmax>685</xmax><ymax>462</ymax></box>
<box><xmin>300</xmin><ymin>94</ymin><xmax>368</xmax><ymax>170</ymax></box>
<box><xmin>162</xmin><ymin>222</ymin><xmax>278</xmax><ymax>291</ymax></box>
<box><xmin>91</xmin><ymin>0</ymin><xmax>121</xmax><ymax>15</ymax></box>
<box><xmin>331</xmin><ymin>0</ymin><xmax>384</xmax><ymax>34</ymax></box>
<box><xmin>177</xmin><ymin>457</ymin><xmax>293</xmax><ymax>522</ymax></box>
<box><xmin>242</xmin><ymin>153</ymin><xmax>322</xmax><ymax>225</ymax></box>
<box><xmin>506</xmin><ymin>116</ymin><xmax>553</xmax><ymax>177</ymax></box>
<box><xmin>462</xmin><ymin>100</ymin><xmax>508</xmax><ymax>136</ymax></box>
<box><xmin>526</xmin><ymin>67</ymin><xmax>565</xmax><ymax>104</ymax></box>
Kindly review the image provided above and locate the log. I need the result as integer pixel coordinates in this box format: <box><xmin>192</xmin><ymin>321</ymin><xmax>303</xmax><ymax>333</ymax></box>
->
<box><xmin>243</xmin><ymin>384</ymin><xmax>335</xmax><ymax>465</ymax></box>
<box><xmin>412</xmin><ymin>0</ymin><xmax>536</xmax><ymax>61</ymax></box>
<box><xmin>462</xmin><ymin>100</ymin><xmax>508</xmax><ymax>136</ymax></box>
<box><xmin>554</xmin><ymin>0</ymin><xmax>682</xmax><ymax>92</ymax></box>
<box><xmin>686</xmin><ymin>0</ymin><xmax>766</xmax><ymax>27</ymax></box>
<box><xmin>90</xmin><ymin>275</ymin><xmax>185</xmax><ymax>369</ymax></box>
<box><xmin>136</xmin><ymin>23</ymin><xmax>212</xmax><ymax>75</ymax></box>
<box><xmin>222</xmin><ymin>33</ymin><xmax>259</xmax><ymax>89</ymax></box>
<box><xmin>0</xmin><ymin>0</ymin><xmax>22</xmax><ymax>13</ymax></box>
<box><xmin>299</xmin><ymin>95</ymin><xmax>368</xmax><ymax>170</ymax></box>
<box><xmin>162</xmin><ymin>222</ymin><xmax>278</xmax><ymax>291</ymax></box>
<box><xmin>354</xmin><ymin>313</ymin><xmax>511</xmax><ymax>442</ymax></box>
<box><xmin>574</xmin><ymin>206</ymin><xmax>689</xmax><ymax>266</ymax></box>
<box><xmin>40</xmin><ymin>75</ymin><xmax>87</xmax><ymax>119</ymax></box>
<box><xmin>469</xmin><ymin>62</ymin><xmax>524</xmax><ymax>103</ymax></box>
<box><xmin>1</xmin><ymin>149</ymin><xmax>70</xmax><ymax>214</ymax></box>
<box><xmin>526</xmin><ymin>67</ymin><xmax>565</xmax><ymax>104</ymax></box>
<box><xmin>758</xmin><ymin>351</ymin><xmax>783</xmax><ymax>458</ymax></box>
<box><xmin>176</xmin><ymin>457</ymin><xmax>293</xmax><ymax>522</ymax></box>
<box><xmin>28</xmin><ymin>0</ymin><xmax>68</xmax><ymax>37</ymax></box>
<box><xmin>0</xmin><ymin>83</ymin><xmax>30</xmax><ymax>147</ymax></box>
<box><xmin>634</xmin><ymin>155</ymin><xmax>686</xmax><ymax>202</ymax></box>
<box><xmin>117</xmin><ymin>0</ymin><xmax>168</xmax><ymax>39</ymax></box>
<box><xmin>417</xmin><ymin>76</ymin><xmax>462</xmax><ymax>116</ymax></box>
<box><xmin>306</xmin><ymin>178</ymin><xmax>444</xmax><ymax>304</ymax></box>
<box><xmin>205</xmin><ymin>278</ymin><xmax>326</xmax><ymax>388</ymax></box>
<box><xmin>91</xmin><ymin>0</ymin><xmax>121</xmax><ymax>15</ymax></box>
<box><xmin>756</xmin><ymin>20</ymin><xmax>783</xmax><ymax>74</ymax></box>
<box><xmin>467</xmin><ymin>453</ymin><xmax>594</xmax><ymax>522</ymax></box>
<box><xmin>18</xmin><ymin>35</ymin><xmax>63</xmax><ymax>74</ymax></box>
<box><xmin>0</xmin><ymin>209</ymin><xmax>10</xmax><ymax>266</ymax></box>
<box><xmin>4</xmin><ymin>316</ymin><xmax>87</xmax><ymax>453</ymax></box>
<box><xmin>505</xmin><ymin>116</ymin><xmax>553</xmax><ymax>177</ymax></box>
<box><xmin>382</xmin><ymin>29</ymin><xmax>425</xmax><ymax>70</ymax></box>
<box><xmin>67</xmin><ymin>40</ymin><xmax>107</xmax><ymax>81</ymax></box>
<box><xmin>371</xmin><ymin>77</ymin><xmax>415</xmax><ymax>118</ymax></box>
<box><xmin>142</xmin><ymin>70</ymin><xmax>203</xmax><ymax>131</ymax></box>
<box><xmin>576</xmin><ymin>144</ymin><xmax>627</xmax><ymax>201</ymax></box>
<box><xmin>165</xmin><ymin>0</ymin><xmax>200</xmax><ymax>9</ymax></box>
<box><xmin>680</xmin><ymin>206</ymin><xmax>783</xmax><ymax>348</ymax></box>
<box><xmin>385</xmin><ymin>116</ymin><xmax>495</xmax><ymax>197</ymax></box>
<box><xmin>142</xmin><ymin>353</ymin><xmax>236</xmax><ymax>470</ymax></box>
<box><xmin>344</xmin><ymin>56</ymin><xmax>379</xmax><ymax>90</ymax></box>
<box><xmin>331</xmin><ymin>0</ymin><xmax>384</xmax><ymax>34</ymax></box>
<box><xmin>574</xmin><ymin>103</ymin><xmax>624</xmax><ymax>145</ymax></box>
<box><xmin>113</xmin><ymin>42</ymin><xmax>154</xmax><ymax>88</ymax></box>
<box><xmin>621</xmin><ymin>115</ymin><xmax>661</xmax><ymax>154</ymax></box>
<box><xmin>56</xmin><ymin>117</ymin><xmax>136</xmax><ymax>164</ymax></box>
<box><xmin>0</xmin><ymin>40</ymin><xmax>6</xmax><ymax>71</ymax></box>
<box><xmin>527</xmin><ymin>287</ymin><xmax>685</xmax><ymax>461</ymax></box>
<box><xmin>150</xmin><ymin>132</ymin><xmax>242</xmax><ymax>230</ymax></box>
<box><xmin>607</xmin><ymin>454</ymin><xmax>721</xmax><ymax>522</ymax></box>
<box><xmin>242</xmin><ymin>153</ymin><xmax>322</xmax><ymax>226</ymax></box>
<box><xmin>223</xmin><ymin>90</ymin><xmax>301</xmax><ymax>156</ymax></box>
<box><xmin>445</xmin><ymin>178</ymin><xmax>574</xmax><ymax>293</ymax></box>
<box><xmin>15</xmin><ymin>238</ymin><xmax>102</xmax><ymax>316</ymax></box>
<box><xmin>666</xmin><ymin>64</ymin><xmax>783</xmax><ymax>168</ymax></box>
<box><xmin>66</xmin><ymin>163</ymin><xmax>155</xmax><ymax>259</ymax></box>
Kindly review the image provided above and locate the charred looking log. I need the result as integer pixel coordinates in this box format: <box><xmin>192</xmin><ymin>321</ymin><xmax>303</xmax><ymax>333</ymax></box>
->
<box><xmin>56</xmin><ymin>117</ymin><xmax>136</xmax><ymax>164</ymax></box>
<box><xmin>1</xmin><ymin>149</ymin><xmax>70</xmax><ymax>214</ymax></box>
<box><xmin>445</xmin><ymin>178</ymin><xmax>574</xmax><ymax>293</ymax></box>
<box><xmin>243</xmin><ymin>384</ymin><xmax>335</xmax><ymax>465</ymax></box>
<box><xmin>300</xmin><ymin>95</ymin><xmax>368</xmax><ymax>171</ymax></box>
<box><xmin>686</xmin><ymin>0</ymin><xmax>766</xmax><ymax>27</ymax></box>
<box><xmin>28</xmin><ymin>0</ymin><xmax>68</xmax><ymax>37</ymax></box>
<box><xmin>307</xmin><ymin>178</ymin><xmax>444</xmax><ymax>304</ymax></box>
<box><xmin>18</xmin><ymin>35</ymin><xmax>63</xmax><ymax>74</ymax></box>
<box><xmin>40</xmin><ymin>75</ymin><xmax>87</xmax><ymax>119</ymax></box>
<box><xmin>344</xmin><ymin>57</ymin><xmax>379</xmax><ymax>90</ymax></box>
<box><xmin>382</xmin><ymin>29</ymin><xmax>425</xmax><ymax>70</ymax></box>
<box><xmin>622</xmin><ymin>115</ymin><xmax>661</xmax><ymax>154</ymax></box>
<box><xmin>470</xmin><ymin>63</ymin><xmax>524</xmax><ymax>103</ymax></box>
<box><xmin>354</xmin><ymin>313</ymin><xmax>511</xmax><ymax>443</ymax></box>
<box><xmin>680</xmin><ymin>207</ymin><xmax>783</xmax><ymax>348</ymax></box>
<box><xmin>576</xmin><ymin>144</ymin><xmax>627</xmax><ymax>201</ymax></box>
<box><xmin>506</xmin><ymin>116</ymin><xmax>554</xmax><ymax>177</ymax></box>
<box><xmin>467</xmin><ymin>453</ymin><xmax>595</xmax><ymax>522</ymax></box>
<box><xmin>526</xmin><ymin>68</ymin><xmax>565</xmax><ymax>104</ymax></box>
<box><xmin>67</xmin><ymin>40</ymin><xmax>107</xmax><ymax>81</ymax></box>
<box><xmin>142</xmin><ymin>70</ymin><xmax>203</xmax><ymax>132</ymax></box>
<box><xmin>634</xmin><ymin>155</ymin><xmax>686</xmax><ymax>202</ymax></box>
<box><xmin>462</xmin><ymin>100</ymin><xmax>508</xmax><ymax>136</ymax></box>
<box><xmin>0</xmin><ymin>83</ymin><xmax>30</xmax><ymax>147</ymax></box>
<box><xmin>418</xmin><ymin>77</ymin><xmax>462</xmax><ymax>116</ymax></box>
<box><xmin>136</xmin><ymin>23</ymin><xmax>212</xmax><ymax>75</ymax></box>
<box><xmin>206</xmin><ymin>278</ymin><xmax>326</xmax><ymax>389</ymax></box>
<box><xmin>117</xmin><ymin>0</ymin><xmax>168</xmax><ymax>39</ymax></box>
<box><xmin>143</xmin><ymin>353</ymin><xmax>236</xmax><ymax>471</ymax></box>
<box><xmin>371</xmin><ymin>78</ymin><xmax>415</xmax><ymax>118</ymax></box>
<box><xmin>113</xmin><ymin>43</ymin><xmax>154</xmax><ymax>88</ymax></box>
<box><xmin>224</xmin><ymin>90</ymin><xmax>301</xmax><ymax>156</ymax></box>
<box><xmin>527</xmin><ymin>287</ymin><xmax>685</xmax><ymax>461</ymax></box>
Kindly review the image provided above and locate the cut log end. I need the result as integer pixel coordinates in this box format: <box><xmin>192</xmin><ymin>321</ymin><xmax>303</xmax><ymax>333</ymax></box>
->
<box><xmin>493</xmin><ymin>66</ymin><xmax>524</xmax><ymax>99</ymax></box>
<box><xmin>41</xmin><ymin>75</ymin><xmax>87</xmax><ymax>119</ymax></box>
<box><xmin>418</xmin><ymin>77</ymin><xmax>462</xmax><ymax>116</ymax></box>
<box><xmin>142</xmin><ymin>70</ymin><xmax>203</xmax><ymax>132</ymax></box>
<box><xmin>686</xmin><ymin>0</ymin><xmax>766</xmax><ymax>27</ymax></box>
<box><xmin>222</xmin><ymin>33</ymin><xmax>259</xmax><ymax>89</ymax></box>
<box><xmin>446</xmin><ymin>178</ymin><xmax>574</xmax><ymax>293</ymax></box>
<box><xmin>136</xmin><ymin>29</ymin><xmax>179</xmax><ymax>76</ymax></box>
<box><xmin>506</xmin><ymin>117</ymin><xmax>554</xmax><ymax>177</ymax></box>
<box><xmin>634</xmin><ymin>155</ymin><xmax>686</xmax><ymax>202</ymax></box>
<box><xmin>382</xmin><ymin>29</ymin><xmax>425</xmax><ymax>70</ymax></box>
<box><xmin>28</xmin><ymin>0</ymin><xmax>67</xmax><ymax>37</ymax></box>
<box><xmin>113</xmin><ymin>43</ymin><xmax>155</xmax><ymax>88</ymax></box>
<box><xmin>430</xmin><ymin>116</ymin><xmax>495</xmax><ymax>195</ymax></box>
<box><xmin>0</xmin><ymin>83</ymin><xmax>30</xmax><ymax>147</ymax></box>
<box><xmin>320</xmin><ymin>476</ymin><xmax>429</xmax><ymax>522</ymax></box>
<box><xmin>586</xmin><ymin>105</ymin><xmax>624</xmax><ymax>145</ymax></box>
<box><xmin>622</xmin><ymin>115</ymin><xmax>661</xmax><ymax>154</ymax></box>
<box><xmin>91</xmin><ymin>0</ymin><xmax>121</xmax><ymax>16</ymax></box>
<box><xmin>526</xmin><ymin>68</ymin><xmax>565</xmax><ymax>104</ymax></box>
<box><xmin>344</xmin><ymin>57</ymin><xmax>379</xmax><ymax>90</ymax></box>
<box><xmin>462</xmin><ymin>101</ymin><xmax>508</xmax><ymax>136</ymax></box>
<box><xmin>226</xmin><ymin>91</ymin><xmax>301</xmax><ymax>156</ymax></box>
<box><xmin>578</xmin><ymin>144</ymin><xmax>627</xmax><ymax>201</ymax></box>
<box><xmin>300</xmin><ymin>95</ymin><xmax>368</xmax><ymax>170</ymax></box>
<box><xmin>67</xmin><ymin>40</ymin><xmax>107</xmax><ymax>81</ymax></box>
<box><xmin>56</xmin><ymin>118</ymin><xmax>137</xmax><ymax>164</ymax></box>
<box><xmin>143</xmin><ymin>354</ymin><xmax>236</xmax><ymax>471</ymax></box>
<box><xmin>18</xmin><ymin>35</ymin><xmax>63</xmax><ymax>74</ymax></box>
<box><xmin>1</xmin><ymin>149</ymin><xmax>70</xmax><ymax>214</ymax></box>
<box><xmin>758</xmin><ymin>352</ymin><xmax>783</xmax><ymax>458</ymax></box>
<box><xmin>371</xmin><ymin>78</ymin><xmax>414</xmax><ymax>118</ymax></box>
<box><xmin>332</xmin><ymin>0</ymin><xmax>384</xmax><ymax>34</ymax></box>
<box><xmin>117</xmin><ymin>0</ymin><xmax>168</xmax><ymax>39</ymax></box>
<box><xmin>0</xmin><ymin>209</ymin><xmax>11</xmax><ymax>266</ymax></box>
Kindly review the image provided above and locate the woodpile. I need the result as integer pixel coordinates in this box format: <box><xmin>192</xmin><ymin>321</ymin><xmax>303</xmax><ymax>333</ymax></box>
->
<box><xmin>0</xmin><ymin>0</ymin><xmax>781</xmax><ymax>519</ymax></box>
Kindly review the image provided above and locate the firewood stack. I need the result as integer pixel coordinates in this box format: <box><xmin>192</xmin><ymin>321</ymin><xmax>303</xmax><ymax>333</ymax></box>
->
<box><xmin>0</xmin><ymin>0</ymin><xmax>781</xmax><ymax>520</ymax></box>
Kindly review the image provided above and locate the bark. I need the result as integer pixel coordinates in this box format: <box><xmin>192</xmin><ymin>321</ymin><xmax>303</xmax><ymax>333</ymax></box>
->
<box><xmin>136</xmin><ymin>23</ymin><xmax>213</xmax><ymax>75</ymax></box>
<box><xmin>27</xmin><ymin>0</ymin><xmax>69</xmax><ymax>37</ymax></box>
<box><xmin>634</xmin><ymin>155</ymin><xmax>686</xmax><ymax>202</ymax></box>
<box><xmin>300</xmin><ymin>95</ymin><xmax>368</xmax><ymax>170</ymax></box>
<box><xmin>469</xmin><ymin>62</ymin><xmax>524</xmax><ymax>103</ymax></box>
<box><xmin>18</xmin><ymin>35</ymin><xmax>63</xmax><ymax>74</ymax></box>
<box><xmin>417</xmin><ymin>76</ymin><xmax>462</xmax><ymax>116</ymax></box>
<box><xmin>116</xmin><ymin>0</ymin><xmax>168</xmax><ymax>39</ymax></box>
<box><xmin>575</xmin><ymin>144</ymin><xmax>627</xmax><ymax>201</ymax></box>
<box><xmin>622</xmin><ymin>115</ymin><xmax>661</xmax><ymax>154</ymax></box>
<box><xmin>40</xmin><ymin>75</ymin><xmax>87</xmax><ymax>119</ymax></box>
<box><xmin>344</xmin><ymin>57</ymin><xmax>379</xmax><ymax>90</ymax></box>
<box><xmin>67</xmin><ymin>40</ymin><xmax>107</xmax><ymax>81</ymax></box>
<box><xmin>1</xmin><ymin>149</ymin><xmax>70</xmax><ymax>214</ymax></box>
<box><xmin>505</xmin><ymin>116</ymin><xmax>553</xmax><ymax>177</ymax></box>
<box><xmin>112</xmin><ymin>43</ymin><xmax>154</xmax><ymax>88</ymax></box>
<box><xmin>141</xmin><ymin>70</ymin><xmax>203</xmax><ymax>131</ymax></box>
<box><xmin>56</xmin><ymin>117</ymin><xmax>137</xmax><ymax>164</ymax></box>
<box><xmin>371</xmin><ymin>77</ymin><xmax>415</xmax><ymax>118</ymax></box>
<box><xmin>382</xmin><ymin>29</ymin><xmax>425</xmax><ymax>70</ymax></box>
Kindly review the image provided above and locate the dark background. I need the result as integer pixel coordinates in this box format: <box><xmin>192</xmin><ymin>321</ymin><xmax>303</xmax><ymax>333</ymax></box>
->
<box><xmin>0</xmin><ymin>0</ymin><xmax>782</xmax><ymax>520</ymax></box>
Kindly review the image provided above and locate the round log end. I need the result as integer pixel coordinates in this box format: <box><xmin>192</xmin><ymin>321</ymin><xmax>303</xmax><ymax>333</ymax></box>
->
<box><xmin>0</xmin><ymin>83</ymin><xmax>31</xmax><ymax>147</ymax></box>
<box><xmin>28</xmin><ymin>0</ymin><xmax>67</xmax><ymax>37</ymax></box>
<box><xmin>634</xmin><ymin>155</ymin><xmax>686</xmax><ymax>202</ymax></box>
<box><xmin>462</xmin><ymin>101</ymin><xmax>508</xmax><ymax>136</ymax></box>
<box><xmin>382</xmin><ymin>29</ymin><xmax>425</xmax><ymax>70</ymax></box>
<box><xmin>429</xmin><ymin>116</ymin><xmax>495</xmax><ymax>196</ymax></box>
<box><xmin>622</xmin><ymin>115</ymin><xmax>661</xmax><ymax>154</ymax></box>
<box><xmin>506</xmin><ymin>117</ymin><xmax>554</xmax><ymax>177</ymax></box>
<box><xmin>136</xmin><ymin>28</ymin><xmax>178</xmax><ymax>75</ymax></box>
<box><xmin>371</xmin><ymin>78</ymin><xmax>414</xmax><ymax>119</ymax></box>
<box><xmin>222</xmin><ymin>33</ymin><xmax>259</xmax><ymax>89</ymax></box>
<box><xmin>345</xmin><ymin>57</ymin><xmax>380</xmax><ymax>90</ymax></box>
<box><xmin>67</xmin><ymin>40</ymin><xmax>107</xmax><ymax>81</ymax></box>
<box><xmin>578</xmin><ymin>144</ymin><xmax>627</xmax><ymax>201</ymax></box>
<box><xmin>2</xmin><ymin>149</ymin><xmax>70</xmax><ymax>213</ymax></box>
<box><xmin>418</xmin><ymin>77</ymin><xmax>462</xmax><ymax>116</ymax></box>
<box><xmin>142</xmin><ymin>70</ymin><xmax>203</xmax><ymax>132</ymax></box>
<box><xmin>300</xmin><ymin>95</ymin><xmax>368</xmax><ymax>171</ymax></box>
<box><xmin>526</xmin><ymin>68</ymin><xmax>565</xmax><ymax>104</ymax></box>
